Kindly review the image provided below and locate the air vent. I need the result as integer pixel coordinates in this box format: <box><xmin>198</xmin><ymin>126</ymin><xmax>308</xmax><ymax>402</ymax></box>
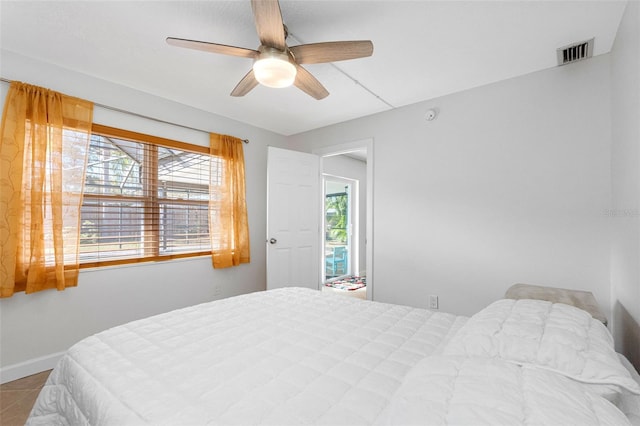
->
<box><xmin>557</xmin><ymin>38</ymin><xmax>594</xmax><ymax>66</ymax></box>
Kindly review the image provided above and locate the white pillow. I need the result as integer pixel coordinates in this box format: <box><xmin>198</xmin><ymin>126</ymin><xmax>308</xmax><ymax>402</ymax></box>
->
<box><xmin>443</xmin><ymin>299</ymin><xmax>640</xmax><ymax>395</ymax></box>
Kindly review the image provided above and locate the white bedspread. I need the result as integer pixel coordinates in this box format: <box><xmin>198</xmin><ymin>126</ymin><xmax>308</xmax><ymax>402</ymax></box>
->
<box><xmin>27</xmin><ymin>288</ymin><xmax>636</xmax><ymax>425</ymax></box>
<box><xmin>379</xmin><ymin>356</ymin><xmax>631</xmax><ymax>426</ymax></box>
<box><xmin>27</xmin><ymin>288</ymin><xmax>466</xmax><ymax>425</ymax></box>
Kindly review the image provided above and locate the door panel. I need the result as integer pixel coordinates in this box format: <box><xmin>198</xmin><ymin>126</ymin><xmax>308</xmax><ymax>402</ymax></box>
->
<box><xmin>267</xmin><ymin>147</ymin><xmax>319</xmax><ymax>290</ymax></box>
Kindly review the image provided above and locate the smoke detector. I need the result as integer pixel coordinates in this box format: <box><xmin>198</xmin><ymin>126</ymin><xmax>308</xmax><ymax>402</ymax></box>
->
<box><xmin>557</xmin><ymin>38</ymin><xmax>594</xmax><ymax>66</ymax></box>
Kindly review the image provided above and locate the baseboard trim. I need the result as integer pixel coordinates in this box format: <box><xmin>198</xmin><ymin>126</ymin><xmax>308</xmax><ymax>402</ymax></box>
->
<box><xmin>0</xmin><ymin>352</ymin><xmax>64</xmax><ymax>384</ymax></box>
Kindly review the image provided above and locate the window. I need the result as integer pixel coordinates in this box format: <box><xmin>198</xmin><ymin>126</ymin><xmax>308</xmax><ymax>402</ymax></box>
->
<box><xmin>80</xmin><ymin>125</ymin><xmax>217</xmax><ymax>267</ymax></box>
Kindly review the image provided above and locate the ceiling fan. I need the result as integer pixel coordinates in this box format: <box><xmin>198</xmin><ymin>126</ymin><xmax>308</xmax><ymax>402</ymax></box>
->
<box><xmin>166</xmin><ymin>0</ymin><xmax>373</xmax><ymax>100</ymax></box>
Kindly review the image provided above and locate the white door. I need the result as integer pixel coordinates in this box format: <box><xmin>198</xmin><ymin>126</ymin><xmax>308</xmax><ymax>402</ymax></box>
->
<box><xmin>267</xmin><ymin>147</ymin><xmax>319</xmax><ymax>290</ymax></box>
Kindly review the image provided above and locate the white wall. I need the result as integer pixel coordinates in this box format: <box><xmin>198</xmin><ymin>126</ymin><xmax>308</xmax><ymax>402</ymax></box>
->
<box><xmin>322</xmin><ymin>155</ymin><xmax>367</xmax><ymax>275</ymax></box>
<box><xmin>0</xmin><ymin>50</ymin><xmax>289</xmax><ymax>379</ymax></box>
<box><xmin>610</xmin><ymin>0</ymin><xmax>640</xmax><ymax>369</ymax></box>
<box><xmin>290</xmin><ymin>56</ymin><xmax>613</xmax><ymax>321</ymax></box>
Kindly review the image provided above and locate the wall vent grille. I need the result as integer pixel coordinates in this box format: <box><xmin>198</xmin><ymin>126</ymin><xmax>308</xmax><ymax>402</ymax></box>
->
<box><xmin>557</xmin><ymin>38</ymin><xmax>594</xmax><ymax>66</ymax></box>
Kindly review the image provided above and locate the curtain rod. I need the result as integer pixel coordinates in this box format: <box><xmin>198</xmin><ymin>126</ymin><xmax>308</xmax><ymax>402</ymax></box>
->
<box><xmin>0</xmin><ymin>77</ymin><xmax>249</xmax><ymax>144</ymax></box>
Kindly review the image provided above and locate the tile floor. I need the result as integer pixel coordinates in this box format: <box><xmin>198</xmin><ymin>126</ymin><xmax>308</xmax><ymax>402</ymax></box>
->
<box><xmin>0</xmin><ymin>371</ymin><xmax>50</xmax><ymax>426</ymax></box>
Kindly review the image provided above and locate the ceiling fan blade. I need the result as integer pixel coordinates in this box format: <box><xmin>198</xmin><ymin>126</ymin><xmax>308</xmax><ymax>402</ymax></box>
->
<box><xmin>290</xmin><ymin>41</ymin><xmax>374</xmax><ymax>64</ymax></box>
<box><xmin>251</xmin><ymin>0</ymin><xmax>286</xmax><ymax>51</ymax></box>
<box><xmin>294</xmin><ymin>65</ymin><xmax>329</xmax><ymax>100</ymax></box>
<box><xmin>167</xmin><ymin>37</ymin><xmax>258</xmax><ymax>58</ymax></box>
<box><xmin>230</xmin><ymin>69</ymin><xmax>259</xmax><ymax>97</ymax></box>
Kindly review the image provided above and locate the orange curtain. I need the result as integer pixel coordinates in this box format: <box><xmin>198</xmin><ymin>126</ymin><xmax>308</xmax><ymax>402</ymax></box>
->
<box><xmin>0</xmin><ymin>82</ymin><xmax>93</xmax><ymax>297</ymax></box>
<box><xmin>209</xmin><ymin>133</ymin><xmax>250</xmax><ymax>268</ymax></box>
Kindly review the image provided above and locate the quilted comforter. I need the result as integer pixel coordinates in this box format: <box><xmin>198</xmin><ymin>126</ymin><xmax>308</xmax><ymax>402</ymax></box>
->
<box><xmin>26</xmin><ymin>288</ymin><xmax>638</xmax><ymax>425</ymax></box>
<box><xmin>27</xmin><ymin>288</ymin><xmax>466</xmax><ymax>425</ymax></box>
<box><xmin>379</xmin><ymin>356</ymin><xmax>631</xmax><ymax>426</ymax></box>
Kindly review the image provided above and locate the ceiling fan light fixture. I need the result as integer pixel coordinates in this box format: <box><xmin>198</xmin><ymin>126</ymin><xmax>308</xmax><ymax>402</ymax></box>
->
<box><xmin>253</xmin><ymin>49</ymin><xmax>297</xmax><ymax>88</ymax></box>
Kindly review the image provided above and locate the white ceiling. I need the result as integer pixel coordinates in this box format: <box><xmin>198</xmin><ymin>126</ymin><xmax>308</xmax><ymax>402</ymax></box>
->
<box><xmin>0</xmin><ymin>1</ymin><xmax>627</xmax><ymax>136</ymax></box>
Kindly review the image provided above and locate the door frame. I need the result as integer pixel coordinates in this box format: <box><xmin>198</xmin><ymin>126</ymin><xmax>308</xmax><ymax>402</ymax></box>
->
<box><xmin>313</xmin><ymin>138</ymin><xmax>374</xmax><ymax>300</ymax></box>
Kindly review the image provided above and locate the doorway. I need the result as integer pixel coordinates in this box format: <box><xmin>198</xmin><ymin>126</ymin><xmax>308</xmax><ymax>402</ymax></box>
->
<box><xmin>314</xmin><ymin>139</ymin><xmax>373</xmax><ymax>300</ymax></box>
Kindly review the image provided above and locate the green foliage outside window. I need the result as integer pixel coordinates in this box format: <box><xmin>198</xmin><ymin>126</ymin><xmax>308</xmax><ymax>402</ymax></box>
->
<box><xmin>325</xmin><ymin>193</ymin><xmax>348</xmax><ymax>243</ymax></box>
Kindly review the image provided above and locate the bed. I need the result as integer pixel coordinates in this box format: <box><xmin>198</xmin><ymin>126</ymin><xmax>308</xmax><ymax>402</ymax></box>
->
<box><xmin>27</xmin><ymin>287</ymin><xmax>640</xmax><ymax>425</ymax></box>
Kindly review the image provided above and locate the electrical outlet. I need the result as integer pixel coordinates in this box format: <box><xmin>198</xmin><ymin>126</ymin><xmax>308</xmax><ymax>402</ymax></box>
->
<box><xmin>428</xmin><ymin>295</ymin><xmax>439</xmax><ymax>310</ymax></box>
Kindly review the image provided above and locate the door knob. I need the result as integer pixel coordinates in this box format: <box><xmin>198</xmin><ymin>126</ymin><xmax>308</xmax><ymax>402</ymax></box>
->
<box><xmin>269</xmin><ymin>238</ymin><xmax>277</xmax><ymax>244</ymax></box>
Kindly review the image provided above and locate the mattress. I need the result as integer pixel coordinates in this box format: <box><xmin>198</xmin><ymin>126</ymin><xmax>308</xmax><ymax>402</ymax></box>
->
<box><xmin>27</xmin><ymin>287</ymin><xmax>467</xmax><ymax>425</ymax></box>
